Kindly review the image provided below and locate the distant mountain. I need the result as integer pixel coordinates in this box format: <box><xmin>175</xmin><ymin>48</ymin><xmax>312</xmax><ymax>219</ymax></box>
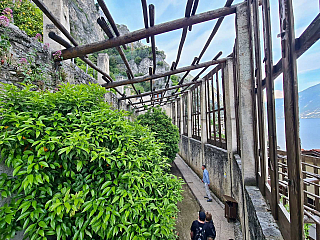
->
<box><xmin>275</xmin><ymin>83</ymin><xmax>320</xmax><ymax>119</ymax></box>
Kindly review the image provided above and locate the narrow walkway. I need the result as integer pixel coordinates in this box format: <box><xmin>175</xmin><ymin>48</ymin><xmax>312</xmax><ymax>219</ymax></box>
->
<box><xmin>174</xmin><ymin>155</ymin><xmax>236</xmax><ymax>240</ymax></box>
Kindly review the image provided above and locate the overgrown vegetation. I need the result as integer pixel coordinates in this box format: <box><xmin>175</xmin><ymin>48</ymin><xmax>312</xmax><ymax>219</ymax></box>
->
<box><xmin>137</xmin><ymin>107</ymin><xmax>180</xmax><ymax>162</ymax></box>
<box><xmin>0</xmin><ymin>0</ymin><xmax>43</xmax><ymax>38</ymax></box>
<box><xmin>0</xmin><ymin>84</ymin><xmax>183</xmax><ymax>240</ymax></box>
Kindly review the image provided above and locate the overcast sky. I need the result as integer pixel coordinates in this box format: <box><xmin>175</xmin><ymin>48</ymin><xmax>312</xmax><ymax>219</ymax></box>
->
<box><xmin>103</xmin><ymin>0</ymin><xmax>320</xmax><ymax>95</ymax></box>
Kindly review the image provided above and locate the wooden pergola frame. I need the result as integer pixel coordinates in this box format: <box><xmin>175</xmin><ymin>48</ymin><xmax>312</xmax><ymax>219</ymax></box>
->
<box><xmin>32</xmin><ymin>0</ymin><xmax>320</xmax><ymax>239</ymax></box>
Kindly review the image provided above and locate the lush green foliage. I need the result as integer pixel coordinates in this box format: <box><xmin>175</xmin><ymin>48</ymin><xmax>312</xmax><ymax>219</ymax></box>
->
<box><xmin>137</xmin><ymin>107</ymin><xmax>180</xmax><ymax>162</ymax></box>
<box><xmin>170</xmin><ymin>75</ymin><xmax>179</xmax><ymax>86</ymax></box>
<box><xmin>0</xmin><ymin>0</ymin><xmax>43</xmax><ymax>38</ymax></box>
<box><xmin>0</xmin><ymin>84</ymin><xmax>183</xmax><ymax>240</ymax></box>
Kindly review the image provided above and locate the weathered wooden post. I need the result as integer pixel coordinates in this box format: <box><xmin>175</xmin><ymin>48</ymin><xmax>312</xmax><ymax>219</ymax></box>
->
<box><xmin>278</xmin><ymin>0</ymin><xmax>304</xmax><ymax>239</ymax></box>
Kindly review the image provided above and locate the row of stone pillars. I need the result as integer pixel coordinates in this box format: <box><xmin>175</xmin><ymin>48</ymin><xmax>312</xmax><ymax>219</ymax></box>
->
<box><xmin>166</xmin><ymin>3</ymin><xmax>260</xmax><ymax>239</ymax></box>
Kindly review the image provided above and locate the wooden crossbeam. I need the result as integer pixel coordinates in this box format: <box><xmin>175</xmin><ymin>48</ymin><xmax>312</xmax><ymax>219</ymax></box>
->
<box><xmin>60</xmin><ymin>6</ymin><xmax>237</xmax><ymax>60</ymax></box>
<box><xmin>119</xmin><ymin>78</ymin><xmax>203</xmax><ymax>100</ymax></box>
<box><xmin>103</xmin><ymin>57</ymin><xmax>228</xmax><ymax>89</ymax></box>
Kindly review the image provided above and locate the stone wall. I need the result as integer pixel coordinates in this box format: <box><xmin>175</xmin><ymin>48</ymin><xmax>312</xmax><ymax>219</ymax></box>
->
<box><xmin>178</xmin><ymin>135</ymin><xmax>283</xmax><ymax>240</ymax></box>
<box><xmin>0</xmin><ymin>23</ymin><xmax>97</xmax><ymax>88</ymax></box>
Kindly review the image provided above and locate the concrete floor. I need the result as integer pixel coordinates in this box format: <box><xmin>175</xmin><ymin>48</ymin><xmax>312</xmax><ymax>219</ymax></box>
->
<box><xmin>174</xmin><ymin>155</ymin><xmax>241</xmax><ymax>240</ymax></box>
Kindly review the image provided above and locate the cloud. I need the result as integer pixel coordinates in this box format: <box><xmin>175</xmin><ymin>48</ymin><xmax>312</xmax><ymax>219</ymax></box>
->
<box><xmin>275</xmin><ymin>90</ymin><xmax>284</xmax><ymax>99</ymax></box>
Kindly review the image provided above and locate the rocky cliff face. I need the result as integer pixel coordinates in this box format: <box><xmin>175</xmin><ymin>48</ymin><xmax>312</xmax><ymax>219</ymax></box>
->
<box><xmin>68</xmin><ymin>0</ymin><xmax>104</xmax><ymax>45</ymax></box>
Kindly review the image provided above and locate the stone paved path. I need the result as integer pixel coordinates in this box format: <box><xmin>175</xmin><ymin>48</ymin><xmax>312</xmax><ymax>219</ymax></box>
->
<box><xmin>174</xmin><ymin>155</ymin><xmax>236</xmax><ymax>240</ymax></box>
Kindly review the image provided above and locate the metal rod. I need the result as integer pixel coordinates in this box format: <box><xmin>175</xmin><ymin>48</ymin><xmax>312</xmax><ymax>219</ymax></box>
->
<box><xmin>60</xmin><ymin>6</ymin><xmax>237</xmax><ymax>60</ymax></box>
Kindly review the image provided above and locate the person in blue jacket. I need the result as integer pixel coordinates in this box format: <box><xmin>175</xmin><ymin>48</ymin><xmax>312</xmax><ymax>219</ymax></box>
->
<box><xmin>201</xmin><ymin>165</ymin><xmax>212</xmax><ymax>202</ymax></box>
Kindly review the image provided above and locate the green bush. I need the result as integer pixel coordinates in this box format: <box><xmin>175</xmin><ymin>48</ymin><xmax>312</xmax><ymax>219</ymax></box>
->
<box><xmin>137</xmin><ymin>107</ymin><xmax>180</xmax><ymax>162</ymax></box>
<box><xmin>0</xmin><ymin>83</ymin><xmax>183</xmax><ymax>240</ymax></box>
<box><xmin>134</xmin><ymin>56</ymin><xmax>142</xmax><ymax>65</ymax></box>
<box><xmin>0</xmin><ymin>0</ymin><xmax>43</xmax><ymax>38</ymax></box>
<box><xmin>156</xmin><ymin>61</ymin><xmax>164</xmax><ymax>67</ymax></box>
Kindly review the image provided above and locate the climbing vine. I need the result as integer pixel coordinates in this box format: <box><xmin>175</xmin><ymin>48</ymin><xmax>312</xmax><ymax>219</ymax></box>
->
<box><xmin>0</xmin><ymin>83</ymin><xmax>183</xmax><ymax>240</ymax></box>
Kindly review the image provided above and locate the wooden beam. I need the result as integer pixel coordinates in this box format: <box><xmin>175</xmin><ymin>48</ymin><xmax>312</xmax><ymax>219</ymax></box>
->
<box><xmin>97</xmin><ymin>0</ymin><xmax>126</xmax><ymax>50</ymax></box>
<box><xmin>32</xmin><ymin>0</ymin><xmax>78</xmax><ymax>46</ymax></box>
<box><xmin>141</xmin><ymin>0</ymin><xmax>149</xmax><ymax>43</ymax></box>
<box><xmin>149</xmin><ymin>4</ymin><xmax>156</xmax><ymax>74</ymax></box>
<box><xmin>120</xmin><ymin>79</ymin><xmax>202</xmax><ymax>100</ymax></box>
<box><xmin>262</xmin><ymin>0</ymin><xmax>279</xmax><ymax>219</ymax></box>
<box><xmin>278</xmin><ymin>0</ymin><xmax>304</xmax><ymax>239</ymax></box>
<box><xmin>252</xmin><ymin>0</ymin><xmax>267</xmax><ymax>195</ymax></box>
<box><xmin>261</xmin><ymin>13</ymin><xmax>320</xmax><ymax>87</ymax></box>
<box><xmin>48</xmin><ymin>32</ymin><xmax>113</xmax><ymax>82</ymax></box>
<box><xmin>103</xmin><ymin>57</ymin><xmax>228</xmax><ymax>89</ymax></box>
<box><xmin>189</xmin><ymin>0</ymin><xmax>199</xmax><ymax>31</ymax></box>
<box><xmin>60</xmin><ymin>6</ymin><xmax>237</xmax><ymax>60</ymax></box>
<box><xmin>196</xmin><ymin>0</ymin><xmax>234</xmax><ymax>63</ymax></box>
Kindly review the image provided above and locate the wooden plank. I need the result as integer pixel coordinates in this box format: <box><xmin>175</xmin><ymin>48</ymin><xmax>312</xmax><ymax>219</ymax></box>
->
<box><xmin>60</xmin><ymin>6</ymin><xmax>237</xmax><ymax>60</ymax></box>
<box><xmin>206</xmin><ymin>76</ymin><xmax>212</xmax><ymax>144</ymax></box>
<box><xmin>212</xmin><ymin>71</ymin><xmax>217</xmax><ymax>145</ymax></box>
<box><xmin>314</xmin><ymin>158</ymin><xmax>320</xmax><ymax>212</ymax></box>
<box><xmin>252</xmin><ymin>0</ymin><xmax>267</xmax><ymax>196</ymax></box>
<box><xmin>262</xmin><ymin>0</ymin><xmax>279</xmax><ymax>220</ymax></box>
<box><xmin>216</xmin><ymin>71</ymin><xmax>222</xmax><ymax>147</ymax></box>
<box><xmin>278</xmin><ymin>0</ymin><xmax>304</xmax><ymax>239</ymax></box>
<box><xmin>104</xmin><ymin>57</ymin><xmax>228</xmax><ymax>89</ymax></box>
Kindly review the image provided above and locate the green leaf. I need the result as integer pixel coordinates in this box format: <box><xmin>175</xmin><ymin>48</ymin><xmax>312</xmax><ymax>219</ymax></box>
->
<box><xmin>39</xmin><ymin>161</ymin><xmax>49</xmax><ymax>168</ymax></box>
<box><xmin>13</xmin><ymin>165</ymin><xmax>23</xmax><ymax>177</ymax></box>
<box><xmin>17</xmin><ymin>211</ymin><xmax>30</xmax><ymax>221</ymax></box>
<box><xmin>82</xmin><ymin>203</ymin><xmax>92</xmax><ymax>212</ymax></box>
<box><xmin>39</xmin><ymin>221</ymin><xmax>47</xmax><ymax>228</ymax></box>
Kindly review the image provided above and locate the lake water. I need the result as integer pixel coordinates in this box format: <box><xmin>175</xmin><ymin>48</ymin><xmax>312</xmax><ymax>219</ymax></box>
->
<box><xmin>276</xmin><ymin>118</ymin><xmax>320</xmax><ymax>150</ymax></box>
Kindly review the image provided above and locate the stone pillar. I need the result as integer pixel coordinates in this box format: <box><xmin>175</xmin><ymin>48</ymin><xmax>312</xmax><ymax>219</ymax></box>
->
<box><xmin>97</xmin><ymin>53</ymin><xmax>110</xmax><ymax>85</ymax></box>
<box><xmin>43</xmin><ymin>0</ymin><xmax>70</xmax><ymax>51</ymax></box>
<box><xmin>236</xmin><ymin>2</ymin><xmax>256</xmax><ymax>186</ymax></box>
<box><xmin>175</xmin><ymin>99</ymin><xmax>178</xmax><ymax>127</ymax></box>
<box><xmin>200</xmin><ymin>80</ymin><xmax>207</xmax><ymax>144</ymax></box>
<box><xmin>236</xmin><ymin>3</ymin><xmax>255</xmax><ymax>240</ymax></box>
<box><xmin>179</xmin><ymin>97</ymin><xmax>183</xmax><ymax>135</ymax></box>
<box><xmin>187</xmin><ymin>90</ymin><xmax>192</xmax><ymax>138</ymax></box>
<box><xmin>224</xmin><ymin>59</ymin><xmax>237</xmax><ymax>196</ymax></box>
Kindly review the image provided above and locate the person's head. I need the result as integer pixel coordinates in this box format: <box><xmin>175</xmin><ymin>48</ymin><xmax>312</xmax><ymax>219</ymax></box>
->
<box><xmin>205</xmin><ymin>212</ymin><xmax>212</xmax><ymax>222</ymax></box>
<box><xmin>198</xmin><ymin>211</ymin><xmax>206</xmax><ymax>222</ymax></box>
<box><xmin>201</xmin><ymin>165</ymin><xmax>206</xmax><ymax>170</ymax></box>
